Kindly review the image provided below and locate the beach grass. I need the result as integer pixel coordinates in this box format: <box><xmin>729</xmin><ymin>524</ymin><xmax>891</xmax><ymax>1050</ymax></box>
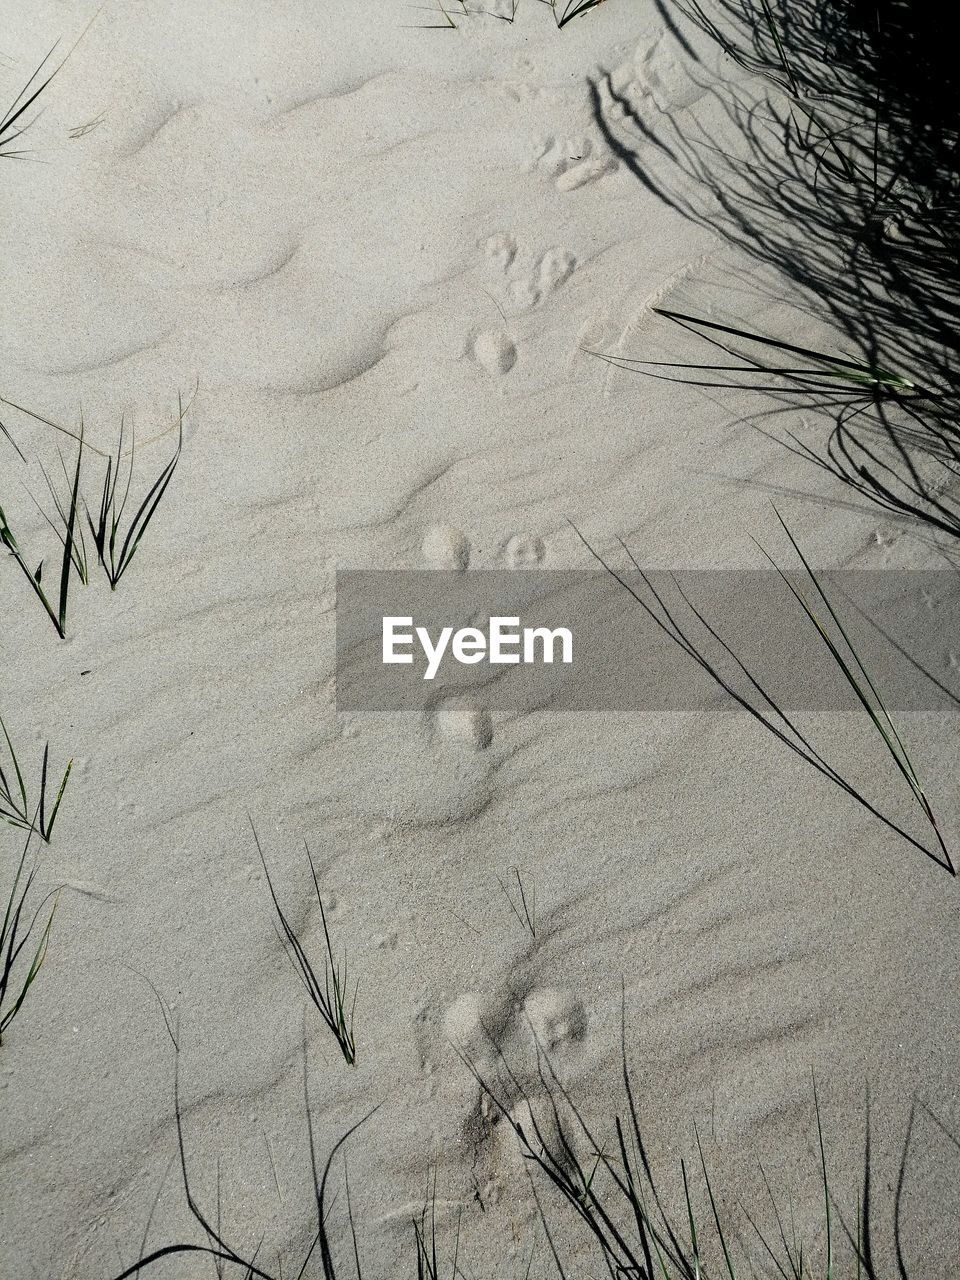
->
<box><xmin>110</xmin><ymin>1047</ymin><xmax>377</xmax><ymax>1280</ymax></box>
<box><xmin>412</xmin><ymin>0</ymin><xmax>607</xmax><ymax>29</ymax></box>
<box><xmin>0</xmin><ymin>43</ymin><xmax>62</xmax><ymax>160</ymax></box>
<box><xmin>462</xmin><ymin>1021</ymin><xmax>853</xmax><ymax>1280</ymax></box>
<box><xmin>0</xmin><ymin>427</ymin><xmax>83</xmax><ymax>639</ymax></box>
<box><xmin>587</xmin><ymin>308</ymin><xmax>960</xmax><ymax>544</ymax></box>
<box><xmin>607</xmin><ymin>0</ymin><xmax>960</xmax><ymax>543</ymax></box>
<box><xmin>1</xmin><ymin>826</ymin><xmax>57</xmax><ymax>1046</ymax></box>
<box><xmin>0</xmin><ymin>715</ymin><xmax>72</xmax><ymax>843</ymax></box>
<box><xmin>758</xmin><ymin>508</ymin><xmax>953</xmax><ymax>874</ymax></box>
<box><xmin>413</xmin><ymin>1169</ymin><xmax>463</xmax><ymax>1280</ymax></box>
<box><xmin>1</xmin><ymin>392</ymin><xmax>190</xmax><ymax>633</ymax></box>
<box><xmin>33</xmin><ymin>448</ymin><xmax>91</xmax><ymax>584</ymax></box>
<box><xmin>572</xmin><ymin>519</ymin><xmax>955</xmax><ymax>878</ymax></box>
<box><xmin>88</xmin><ymin>397</ymin><xmax>186</xmax><ymax>590</ymax></box>
<box><xmin>253</xmin><ymin>824</ymin><xmax>358</xmax><ymax>1066</ymax></box>
<box><xmin>106</xmin><ymin>1013</ymin><xmax>949</xmax><ymax>1278</ymax></box>
<box><xmin>591</xmin><ymin>308</ymin><xmax>930</xmax><ymax>402</ymax></box>
<box><xmin>545</xmin><ymin>0</ymin><xmax>609</xmax><ymax>29</ymax></box>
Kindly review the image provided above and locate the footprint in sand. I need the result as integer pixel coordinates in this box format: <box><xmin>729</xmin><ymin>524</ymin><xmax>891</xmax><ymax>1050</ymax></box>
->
<box><xmin>556</xmin><ymin>154</ymin><xmax>618</xmax><ymax>191</ymax></box>
<box><xmin>523</xmin><ymin>988</ymin><xmax>586</xmax><ymax>1051</ymax></box>
<box><xmin>444</xmin><ymin>992</ymin><xmax>487</xmax><ymax>1056</ymax></box>
<box><xmin>483</xmin><ymin>232</ymin><xmax>517</xmax><ymax>272</ymax></box>
<box><xmin>536</xmin><ymin>134</ymin><xmax>617</xmax><ymax>191</ymax></box>
<box><xmin>634</xmin><ymin>33</ymin><xmax>708</xmax><ymax>111</ymax></box>
<box><xmin>431</xmin><ymin>699</ymin><xmax>494</xmax><ymax>751</ymax></box>
<box><xmin>536</xmin><ymin>134</ymin><xmax>591</xmax><ymax>179</ymax></box>
<box><xmin>537</xmin><ymin>247</ymin><xmax>577</xmax><ymax>295</ymax></box>
<box><xmin>504</xmin><ymin>533</ymin><xmax>545</xmax><ymax>568</ymax></box>
<box><xmin>504</xmin><ymin>249</ymin><xmax>576</xmax><ymax>312</ymax></box>
<box><xmin>473</xmin><ymin>328</ymin><xmax>516</xmax><ymax>375</ymax></box>
<box><xmin>422</xmin><ymin>524</ymin><xmax>471</xmax><ymax>570</ymax></box>
<box><xmin>508</xmin><ymin>277</ymin><xmax>541</xmax><ymax>311</ymax></box>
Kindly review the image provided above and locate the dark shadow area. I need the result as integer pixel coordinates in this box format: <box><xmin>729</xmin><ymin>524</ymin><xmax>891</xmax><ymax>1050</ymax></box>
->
<box><xmin>589</xmin><ymin>2</ymin><xmax>960</xmax><ymax>538</ymax></box>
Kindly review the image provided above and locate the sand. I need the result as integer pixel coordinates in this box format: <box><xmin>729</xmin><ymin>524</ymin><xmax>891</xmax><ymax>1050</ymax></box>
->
<box><xmin>2</xmin><ymin>2</ymin><xmax>959</xmax><ymax>1277</ymax></box>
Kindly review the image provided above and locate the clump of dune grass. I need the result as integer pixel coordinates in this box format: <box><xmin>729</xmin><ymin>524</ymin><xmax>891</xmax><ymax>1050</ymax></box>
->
<box><xmin>1</xmin><ymin>393</ymin><xmax>191</xmax><ymax>632</ymax></box>
<box><xmin>87</xmin><ymin>395</ymin><xmax>187</xmax><ymax>589</ymax></box>
<box><xmin>592</xmin><ymin>308</ymin><xmax>960</xmax><ymax>545</ymax></box>
<box><xmin>0</xmin><ymin>43</ymin><xmax>62</xmax><ymax>160</ymax></box>
<box><xmin>573</xmin><ymin>514</ymin><xmax>955</xmax><ymax>878</ymax></box>
<box><xmin>544</xmin><ymin>0</ymin><xmax>609</xmax><ymax>28</ymax></box>
<box><xmin>253</xmin><ymin>824</ymin><xmax>358</xmax><ymax>1066</ymax></box>
<box><xmin>0</xmin><ymin>428</ymin><xmax>83</xmax><ymax>639</ymax></box>
<box><xmin>110</xmin><ymin>1046</ymin><xmax>377</xmax><ymax>1279</ymax></box>
<box><xmin>109</xmin><ymin>1004</ymin><xmax>952</xmax><ymax>1277</ymax></box>
<box><xmin>593</xmin><ymin>0</ymin><xmax>960</xmax><ymax>543</ymax></box>
<box><xmin>1</xmin><ymin>826</ymin><xmax>57</xmax><ymax>1045</ymax></box>
<box><xmin>0</xmin><ymin>714</ymin><xmax>72</xmax><ymax>842</ymax></box>
<box><xmin>596</xmin><ymin>307</ymin><xmax>932</xmax><ymax>401</ymax></box>
<box><xmin>461</xmin><ymin>1015</ymin><xmax>871</xmax><ymax>1280</ymax></box>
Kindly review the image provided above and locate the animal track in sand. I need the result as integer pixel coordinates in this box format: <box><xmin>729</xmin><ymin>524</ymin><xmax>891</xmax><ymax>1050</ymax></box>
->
<box><xmin>503</xmin><ymin>247</ymin><xmax>577</xmax><ymax>312</ymax></box>
<box><xmin>536</xmin><ymin>133</ymin><xmax>591</xmax><ymax>179</ymax></box>
<box><xmin>422</xmin><ymin>523</ymin><xmax>471</xmax><ymax>569</ymax></box>
<box><xmin>443</xmin><ymin>992</ymin><xmax>487</xmax><ymax>1058</ymax></box>
<box><xmin>503</xmin><ymin>533</ymin><xmax>545</xmax><ymax>568</ymax></box>
<box><xmin>483</xmin><ymin>232</ymin><xmax>517</xmax><ymax>272</ymax></box>
<box><xmin>536</xmin><ymin>133</ymin><xmax>618</xmax><ymax>192</ymax></box>
<box><xmin>535</xmin><ymin>133</ymin><xmax>618</xmax><ymax>192</ymax></box>
<box><xmin>633</xmin><ymin>33</ymin><xmax>710</xmax><ymax>112</ymax></box>
<box><xmin>523</xmin><ymin>988</ymin><xmax>586</xmax><ymax>1050</ymax></box>
<box><xmin>481</xmin><ymin>229</ymin><xmax>576</xmax><ymax>313</ymax></box>
<box><xmin>556</xmin><ymin>155</ymin><xmax>618</xmax><ymax>191</ymax></box>
<box><xmin>508</xmin><ymin>277</ymin><xmax>541</xmax><ymax>311</ymax></box>
<box><xmin>538</xmin><ymin>247</ymin><xmax>577</xmax><ymax>294</ymax></box>
<box><xmin>430</xmin><ymin>699</ymin><xmax>494</xmax><ymax>751</ymax></box>
<box><xmin>473</xmin><ymin>328</ymin><xmax>516</xmax><ymax>375</ymax></box>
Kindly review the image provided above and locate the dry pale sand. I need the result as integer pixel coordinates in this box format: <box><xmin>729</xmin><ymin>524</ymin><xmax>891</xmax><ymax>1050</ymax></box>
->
<box><xmin>2</xmin><ymin>2</ymin><xmax>959</xmax><ymax>1277</ymax></box>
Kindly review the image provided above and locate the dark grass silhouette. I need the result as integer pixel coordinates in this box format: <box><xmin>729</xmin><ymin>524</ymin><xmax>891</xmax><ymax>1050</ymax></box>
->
<box><xmin>1</xmin><ymin>824</ymin><xmax>58</xmax><ymax>1045</ymax></box>
<box><xmin>1</xmin><ymin>394</ymin><xmax>190</xmax><ymax>633</ymax></box>
<box><xmin>463</xmin><ymin>1016</ymin><xmax>947</xmax><ymax>1278</ymax></box>
<box><xmin>110</xmin><ymin>1046</ymin><xmax>378</xmax><ymax>1279</ymax></box>
<box><xmin>0</xmin><ymin>44</ymin><xmax>62</xmax><ymax>160</ymax></box>
<box><xmin>0</xmin><ymin>714</ymin><xmax>72</xmax><ymax>843</ymax></box>
<box><xmin>0</xmin><ymin>429</ymin><xmax>82</xmax><ymax>639</ymax></box>
<box><xmin>107</xmin><ymin>1017</ymin><xmax>956</xmax><ymax>1277</ymax></box>
<box><xmin>87</xmin><ymin>398</ymin><xmax>186</xmax><ymax>589</ymax></box>
<box><xmin>253</xmin><ymin>823</ymin><xmax>359</xmax><ymax>1066</ymax></box>
<box><xmin>590</xmin><ymin>2</ymin><xmax>960</xmax><ymax>541</ymax></box>
<box><xmin>571</xmin><ymin>518</ymin><xmax>955</xmax><ymax>877</ymax></box>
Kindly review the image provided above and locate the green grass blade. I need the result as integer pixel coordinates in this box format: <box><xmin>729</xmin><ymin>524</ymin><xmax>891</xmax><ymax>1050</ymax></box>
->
<box><xmin>56</xmin><ymin>427</ymin><xmax>83</xmax><ymax>631</ymax></box>
<box><xmin>696</xmin><ymin>1129</ymin><xmax>738</xmax><ymax>1278</ymax></box>
<box><xmin>0</xmin><ymin>715</ymin><xmax>29</xmax><ymax>821</ymax></box>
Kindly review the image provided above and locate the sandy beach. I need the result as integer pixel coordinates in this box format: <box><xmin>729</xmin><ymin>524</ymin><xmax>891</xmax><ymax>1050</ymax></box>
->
<box><xmin>2</xmin><ymin>2</ymin><xmax>959</xmax><ymax>1276</ymax></box>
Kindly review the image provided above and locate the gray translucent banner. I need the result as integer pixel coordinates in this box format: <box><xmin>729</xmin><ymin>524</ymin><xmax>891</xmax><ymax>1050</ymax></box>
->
<box><xmin>335</xmin><ymin>570</ymin><xmax>960</xmax><ymax>713</ymax></box>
